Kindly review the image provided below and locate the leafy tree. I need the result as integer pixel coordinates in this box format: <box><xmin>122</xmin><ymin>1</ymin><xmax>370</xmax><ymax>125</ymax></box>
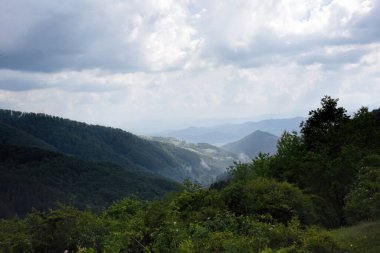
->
<box><xmin>270</xmin><ymin>131</ymin><xmax>303</xmax><ymax>181</ymax></box>
<box><xmin>301</xmin><ymin>95</ymin><xmax>349</xmax><ymax>152</ymax></box>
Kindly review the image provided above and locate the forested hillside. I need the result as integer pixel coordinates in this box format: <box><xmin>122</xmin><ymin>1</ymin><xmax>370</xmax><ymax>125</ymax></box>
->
<box><xmin>0</xmin><ymin>123</ymin><xmax>55</xmax><ymax>151</ymax></box>
<box><xmin>0</xmin><ymin>110</ymin><xmax>228</xmax><ymax>185</ymax></box>
<box><xmin>1</xmin><ymin>96</ymin><xmax>379</xmax><ymax>252</ymax></box>
<box><xmin>0</xmin><ymin>145</ymin><xmax>178</xmax><ymax>218</ymax></box>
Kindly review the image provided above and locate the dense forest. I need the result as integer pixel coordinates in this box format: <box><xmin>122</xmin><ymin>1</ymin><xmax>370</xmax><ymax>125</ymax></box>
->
<box><xmin>0</xmin><ymin>145</ymin><xmax>179</xmax><ymax>218</ymax></box>
<box><xmin>0</xmin><ymin>109</ymin><xmax>233</xmax><ymax>186</ymax></box>
<box><xmin>0</xmin><ymin>96</ymin><xmax>379</xmax><ymax>252</ymax></box>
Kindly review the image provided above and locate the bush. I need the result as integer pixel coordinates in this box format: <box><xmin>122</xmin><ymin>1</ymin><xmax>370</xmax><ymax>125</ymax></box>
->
<box><xmin>223</xmin><ymin>178</ymin><xmax>317</xmax><ymax>225</ymax></box>
<box><xmin>301</xmin><ymin>229</ymin><xmax>345</xmax><ymax>253</ymax></box>
<box><xmin>344</xmin><ymin>165</ymin><xmax>380</xmax><ymax>224</ymax></box>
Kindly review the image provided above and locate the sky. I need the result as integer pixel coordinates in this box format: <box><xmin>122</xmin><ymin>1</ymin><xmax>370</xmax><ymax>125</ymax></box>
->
<box><xmin>0</xmin><ymin>0</ymin><xmax>379</xmax><ymax>133</ymax></box>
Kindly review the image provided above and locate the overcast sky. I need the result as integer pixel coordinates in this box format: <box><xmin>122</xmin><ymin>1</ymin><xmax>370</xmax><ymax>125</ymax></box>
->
<box><xmin>0</xmin><ymin>0</ymin><xmax>379</xmax><ymax>133</ymax></box>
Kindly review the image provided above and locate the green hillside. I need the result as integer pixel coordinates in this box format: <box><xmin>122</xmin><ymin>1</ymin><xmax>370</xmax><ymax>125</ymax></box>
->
<box><xmin>0</xmin><ymin>145</ymin><xmax>178</xmax><ymax>218</ymax></box>
<box><xmin>0</xmin><ymin>122</ymin><xmax>55</xmax><ymax>151</ymax></box>
<box><xmin>0</xmin><ymin>109</ymin><xmax>226</xmax><ymax>184</ymax></box>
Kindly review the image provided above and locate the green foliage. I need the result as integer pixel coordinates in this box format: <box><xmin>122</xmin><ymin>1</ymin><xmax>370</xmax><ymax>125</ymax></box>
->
<box><xmin>0</xmin><ymin>206</ymin><xmax>106</xmax><ymax>253</ymax></box>
<box><xmin>344</xmin><ymin>156</ymin><xmax>380</xmax><ymax>224</ymax></box>
<box><xmin>223</xmin><ymin>177</ymin><xmax>316</xmax><ymax>224</ymax></box>
<box><xmin>228</xmin><ymin>153</ymin><xmax>273</xmax><ymax>182</ymax></box>
<box><xmin>0</xmin><ymin>145</ymin><xmax>178</xmax><ymax>218</ymax></box>
<box><xmin>0</xmin><ymin>194</ymin><xmax>349</xmax><ymax>253</ymax></box>
<box><xmin>0</xmin><ymin>217</ymin><xmax>32</xmax><ymax>253</ymax></box>
<box><xmin>269</xmin><ymin>99</ymin><xmax>380</xmax><ymax>227</ymax></box>
<box><xmin>300</xmin><ymin>96</ymin><xmax>349</xmax><ymax>151</ymax></box>
<box><xmin>301</xmin><ymin>229</ymin><xmax>345</xmax><ymax>253</ymax></box>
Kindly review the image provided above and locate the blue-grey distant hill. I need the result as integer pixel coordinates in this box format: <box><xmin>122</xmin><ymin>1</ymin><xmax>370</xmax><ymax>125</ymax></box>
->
<box><xmin>161</xmin><ymin>117</ymin><xmax>304</xmax><ymax>146</ymax></box>
<box><xmin>222</xmin><ymin>130</ymin><xmax>279</xmax><ymax>161</ymax></box>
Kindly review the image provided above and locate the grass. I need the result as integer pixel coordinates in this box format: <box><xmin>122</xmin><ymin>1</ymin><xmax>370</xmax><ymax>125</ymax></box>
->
<box><xmin>329</xmin><ymin>220</ymin><xmax>380</xmax><ymax>253</ymax></box>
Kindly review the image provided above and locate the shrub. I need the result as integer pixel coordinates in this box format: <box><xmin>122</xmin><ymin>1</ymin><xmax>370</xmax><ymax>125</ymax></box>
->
<box><xmin>223</xmin><ymin>178</ymin><xmax>317</xmax><ymax>225</ymax></box>
<box><xmin>344</xmin><ymin>165</ymin><xmax>380</xmax><ymax>224</ymax></box>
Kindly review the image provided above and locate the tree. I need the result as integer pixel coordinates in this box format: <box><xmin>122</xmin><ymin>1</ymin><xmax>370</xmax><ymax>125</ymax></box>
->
<box><xmin>300</xmin><ymin>96</ymin><xmax>349</xmax><ymax>152</ymax></box>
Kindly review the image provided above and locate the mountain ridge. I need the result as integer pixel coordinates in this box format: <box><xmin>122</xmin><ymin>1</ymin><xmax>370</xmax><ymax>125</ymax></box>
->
<box><xmin>0</xmin><ymin>109</ymin><xmax>229</xmax><ymax>185</ymax></box>
<box><xmin>161</xmin><ymin>117</ymin><xmax>304</xmax><ymax>145</ymax></box>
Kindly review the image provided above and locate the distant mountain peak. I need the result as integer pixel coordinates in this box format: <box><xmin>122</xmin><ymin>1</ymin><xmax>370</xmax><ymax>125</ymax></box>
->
<box><xmin>162</xmin><ymin>117</ymin><xmax>303</xmax><ymax>146</ymax></box>
<box><xmin>222</xmin><ymin>130</ymin><xmax>278</xmax><ymax>161</ymax></box>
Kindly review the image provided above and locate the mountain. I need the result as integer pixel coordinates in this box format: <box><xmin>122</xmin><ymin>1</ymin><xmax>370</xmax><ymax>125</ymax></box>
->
<box><xmin>0</xmin><ymin>122</ymin><xmax>56</xmax><ymax>151</ymax></box>
<box><xmin>0</xmin><ymin>109</ymin><xmax>229</xmax><ymax>185</ymax></box>
<box><xmin>161</xmin><ymin>117</ymin><xmax>303</xmax><ymax>146</ymax></box>
<box><xmin>222</xmin><ymin>130</ymin><xmax>279</xmax><ymax>161</ymax></box>
<box><xmin>0</xmin><ymin>145</ymin><xmax>178</xmax><ymax>218</ymax></box>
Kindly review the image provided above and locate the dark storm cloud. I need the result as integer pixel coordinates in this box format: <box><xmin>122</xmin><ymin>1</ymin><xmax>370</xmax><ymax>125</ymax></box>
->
<box><xmin>0</xmin><ymin>0</ymin><xmax>145</xmax><ymax>73</ymax></box>
<box><xmin>0</xmin><ymin>11</ymin><xmax>93</xmax><ymax>72</ymax></box>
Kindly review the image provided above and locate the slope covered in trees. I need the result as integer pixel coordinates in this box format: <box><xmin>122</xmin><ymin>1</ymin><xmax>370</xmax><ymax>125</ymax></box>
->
<box><xmin>0</xmin><ymin>97</ymin><xmax>379</xmax><ymax>252</ymax></box>
<box><xmin>0</xmin><ymin>122</ymin><xmax>55</xmax><ymax>151</ymax></box>
<box><xmin>0</xmin><ymin>145</ymin><xmax>178</xmax><ymax>218</ymax></box>
<box><xmin>0</xmin><ymin>110</ymin><xmax>228</xmax><ymax>185</ymax></box>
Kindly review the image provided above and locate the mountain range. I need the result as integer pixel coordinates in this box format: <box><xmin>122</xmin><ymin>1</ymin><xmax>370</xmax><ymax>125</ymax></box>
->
<box><xmin>0</xmin><ymin>108</ymin><xmax>301</xmax><ymax>217</ymax></box>
<box><xmin>0</xmin><ymin>109</ymin><xmax>236</xmax><ymax>217</ymax></box>
<box><xmin>0</xmin><ymin>109</ymin><xmax>234</xmax><ymax>185</ymax></box>
<box><xmin>160</xmin><ymin>117</ymin><xmax>304</xmax><ymax>146</ymax></box>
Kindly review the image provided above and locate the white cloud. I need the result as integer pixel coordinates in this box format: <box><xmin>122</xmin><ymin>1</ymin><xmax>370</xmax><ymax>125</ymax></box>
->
<box><xmin>0</xmin><ymin>0</ymin><xmax>379</xmax><ymax>132</ymax></box>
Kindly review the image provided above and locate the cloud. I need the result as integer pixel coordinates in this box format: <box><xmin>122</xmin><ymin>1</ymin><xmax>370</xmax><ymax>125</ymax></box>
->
<box><xmin>0</xmin><ymin>0</ymin><xmax>200</xmax><ymax>72</ymax></box>
<box><xmin>0</xmin><ymin>0</ymin><xmax>379</xmax><ymax>132</ymax></box>
<box><xmin>192</xmin><ymin>0</ymin><xmax>379</xmax><ymax>68</ymax></box>
<box><xmin>0</xmin><ymin>69</ymin><xmax>135</xmax><ymax>92</ymax></box>
<box><xmin>296</xmin><ymin>45</ymin><xmax>370</xmax><ymax>68</ymax></box>
<box><xmin>350</xmin><ymin>0</ymin><xmax>380</xmax><ymax>43</ymax></box>
<box><xmin>1</xmin><ymin>0</ymin><xmax>378</xmax><ymax>72</ymax></box>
